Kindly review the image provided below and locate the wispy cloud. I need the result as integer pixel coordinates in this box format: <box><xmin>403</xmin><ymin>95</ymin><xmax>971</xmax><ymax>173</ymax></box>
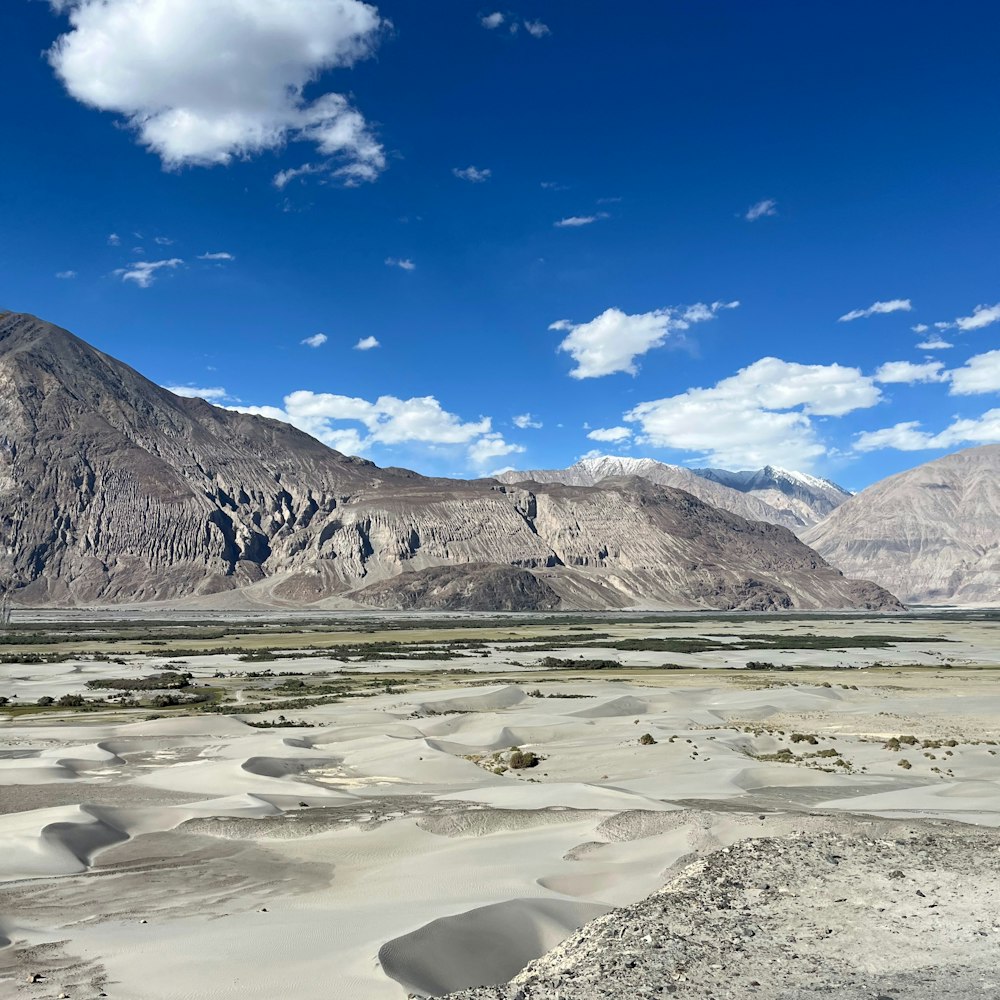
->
<box><xmin>385</xmin><ymin>257</ymin><xmax>416</xmax><ymax>270</ymax></box>
<box><xmin>164</xmin><ymin>384</ymin><xmax>229</xmax><ymax>401</ymax></box>
<box><xmin>301</xmin><ymin>333</ymin><xmax>328</xmax><ymax>348</ymax></box>
<box><xmin>744</xmin><ymin>199</ymin><xmax>777</xmax><ymax>221</ymax></box>
<box><xmin>114</xmin><ymin>258</ymin><xmax>183</xmax><ymax>288</ymax></box>
<box><xmin>513</xmin><ymin>413</ymin><xmax>542</xmax><ymax>429</ymax></box>
<box><xmin>453</xmin><ymin>165</ymin><xmax>491</xmax><ymax>183</ymax></box>
<box><xmin>55</xmin><ymin>270</ymin><xmax>77</xmax><ymax>279</ymax></box>
<box><xmin>107</xmin><ymin>233</ymin><xmax>121</xmax><ymax>246</ymax></box>
<box><xmin>554</xmin><ymin>213</ymin><xmax>608</xmax><ymax>228</ymax></box>
<box><xmin>198</xmin><ymin>251</ymin><xmax>235</xmax><ymax>261</ymax></box>
<box><xmin>354</xmin><ymin>336</ymin><xmax>380</xmax><ymax>351</ymax></box>
<box><xmin>480</xmin><ymin>12</ymin><xmax>505</xmax><ymax>29</ymax></box>
<box><xmin>838</xmin><ymin>299</ymin><xmax>912</xmax><ymax>322</ymax></box>
<box><xmin>154</xmin><ymin>236</ymin><xmax>174</xmax><ymax>246</ymax></box>
<box><xmin>955</xmin><ymin>303</ymin><xmax>1000</xmax><ymax>331</ymax></box>
<box><xmin>524</xmin><ymin>20</ymin><xmax>550</xmax><ymax>37</ymax></box>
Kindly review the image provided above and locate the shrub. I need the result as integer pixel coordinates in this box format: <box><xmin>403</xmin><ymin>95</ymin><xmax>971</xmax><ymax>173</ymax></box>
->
<box><xmin>638</xmin><ymin>733</ymin><xmax>657</xmax><ymax>746</ymax></box>
<box><xmin>37</xmin><ymin>696</ymin><xmax>54</xmax><ymax>706</ymax></box>
<box><xmin>898</xmin><ymin>758</ymin><xmax>912</xmax><ymax>769</ymax></box>
<box><xmin>57</xmin><ymin>694</ymin><xmax>86</xmax><ymax>707</ymax></box>
<box><xmin>509</xmin><ymin>749</ymin><xmax>539</xmax><ymax>770</ymax></box>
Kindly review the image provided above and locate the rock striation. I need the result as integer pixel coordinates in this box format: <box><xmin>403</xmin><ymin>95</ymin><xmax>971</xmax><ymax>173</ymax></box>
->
<box><xmin>803</xmin><ymin>444</ymin><xmax>1000</xmax><ymax>605</ymax></box>
<box><xmin>0</xmin><ymin>311</ymin><xmax>899</xmax><ymax>611</ymax></box>
<box><xmin>498</xmin><ymin>457</ymin><xmax>850</xmax><ymax>532</ymax></box>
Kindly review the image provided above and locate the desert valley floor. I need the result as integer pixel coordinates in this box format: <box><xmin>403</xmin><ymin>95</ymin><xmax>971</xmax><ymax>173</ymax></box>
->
<box><xmin>2</xmin><ymin>611</ymin><xmax>999</xmax><ymax>999</ymax></box>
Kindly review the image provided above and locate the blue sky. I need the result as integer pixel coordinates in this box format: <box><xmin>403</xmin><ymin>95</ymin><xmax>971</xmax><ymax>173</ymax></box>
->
<box><xmin>2</xmin><ymin>1</ymin><xmax>999</xmax><ymax>490</ymax></box>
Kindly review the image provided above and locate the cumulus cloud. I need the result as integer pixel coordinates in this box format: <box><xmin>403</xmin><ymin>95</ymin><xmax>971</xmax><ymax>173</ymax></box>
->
<box><xmin>480</xmin><ymin>12</ymin><xmax>505</xmax><ymax>29</ymax></box>
<box><xmin>47</xmin><ymin>0</ymin><xmax>386</xmax><ymax>184</ymax></box>
<box><xmin>838</xmin><ymin>299</ymin><xmax>913</xmax><ymax>322</ymax></box>
<box><xmin>553</xmin><ymin>301</ymin><xmax>739</xmax><ymax>379</ymax></box>
<box><xmin>912</xmin><ymin>323</ymin><xmax>929</xmax><ymax>333</ymax></box>
<box><xmin>385</xmin><ymin>257</ymin><xmax>416</xmax><ymax>270</ymax></box>
<box><xmin>354</xmin><ymin>336</ymin><xmax>380</xmax><ymax>351</ymax></box>
<box><xmin>587</xmin><ymin>426</ymin><xmax>632</xmax><ymax>443</ymax></box>
<box><xmin>467</xmin><ymin>432</ymin><xmax>525</xmax><ymax>466</ymax></box>
<box><xmin>524</xmin><ymin>20</ymin><xmax>550</xmax><ymax>37</ymax></box>
<box><xmin>165</xmin><ymin>384</ymin><xmax>229</xmax><ymax>401</ymax></box>
<box><xmin>554</xmin><ymin>214</ymin><xmax>607</xmax><ymax>228</ymax></box>
<box><xmin>955</xmin><ymin>303</ymin><xmax>1000</xmax><ymax>331</ymax></box>
<box><xmin>301</xmin><ymin>333</ymin><xmax>328</xmax><ymax>348</ymax></box>
<box><xmin>453</xmin><ymin>166</ymin><xmax>491</xmax><ymax>182</ymax></box>
<box><xmin>874</xmin><ymin>360</ymin><xmax>947</xmax><ymax>384</ymax></box>
<box><xmin>855</xmin><ymin>410</ymin><xmax>1000</xmax><ymax>452</ymax></box>
<box><xmin>624</xmin><ymin>358</ymin><xmax>882</xmax><ymax>469</ymax></box>
<box><xmin>917</xmin><ymin>337</ymin><xmax>954</xmax><ymax>350</ymax></box>
<box><xmin>948</xmin><ymin>349</ymin><xmax>1000</xmax><ymax>395</ymax></box>
<box><xmin>198</xmin><ymin>251</ymin><xmax>235</xmax><ymax>261</ymax></box>
<box><xmin>744</xmin><ymin>199</ymin><xmax>777</xmax><ymax>221</ymax></box>
<box><xmin>114</xmin><ymin>258</ymin><xmax>183</xmax><ymax>288</ymax></box>
<box><xmin>55</xmin><ymin>270</ymin><xmax>77</xmax><ymax>279</ymax></box>
<box><xmin>513</xmin><ymin>413</ymin><xmax>542</xmax><ymax>429</ymax></box>
<box><xmin>231</xmin><ymin>391</ymin><xmax>494</xmax><ymax>459</ymax></box>
<box><xmin>107</xmin><ymin>233</ymin><xmax>121</xmax><ymax>246</ymax></box>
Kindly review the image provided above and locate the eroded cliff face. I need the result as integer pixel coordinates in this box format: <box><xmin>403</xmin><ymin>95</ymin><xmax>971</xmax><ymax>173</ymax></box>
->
<box><xmin>0</xmin><ymin>311</ymin><xmax>901</xmax><ymax>611</ymax></box>
<box><xmin>804</xmin><ymin>445</ymin><xmax>1000</xmax><ymax>606</ymax></box>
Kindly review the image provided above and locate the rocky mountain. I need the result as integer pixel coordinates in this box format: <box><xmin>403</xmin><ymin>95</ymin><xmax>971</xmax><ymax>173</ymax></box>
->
<box><xmin>803</xmin><ymin>445</ymin><xmax>1000</xmax><ymax>606</ymax></box>
<box><xmin>693</xmin><ymin>465</ymin><xmax>853</xmax><ymax>525</ymax></box>
<box><xmin>0</xmin><ymin>311</ymin><xmax>900</xmax><ymax>611</ymax></box>
<box><xmin>497</xmin><ymin>456</ymin><xmax>847</xmax><ymax>532</ymax></box>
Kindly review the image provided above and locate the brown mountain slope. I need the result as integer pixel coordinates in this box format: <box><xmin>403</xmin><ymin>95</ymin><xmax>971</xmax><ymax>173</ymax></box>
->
<box><xmin>0</xmin><ymin>311</ymin><xmax>900</xmax><ymax>610</ymax></box>
<box><xmin>803</xmin><ymin>445</ymin><xmax>1000</xmax><ymax>606</ymax></box>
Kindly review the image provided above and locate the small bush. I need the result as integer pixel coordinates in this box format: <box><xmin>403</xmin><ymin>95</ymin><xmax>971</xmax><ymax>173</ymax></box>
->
<box><xmin>898</xmin><ymin>758</ymin><xmax>912</xmax><ymax>769</ymax></box>
<box><xmin>57</xmin><ymin>694</ymin><xmax>86</xmax><ymax>708</ymax></box>
<box><xmin>37</xmin><ymin>696</ymin><xmax>54</xmax><ymax>706</ymax></box>
<box><xmin>638</xmin><ymin>733</ymin><xmax>657</xmax><ymax>746</ymax></box>
<box><xmin>508</xmin><ymin>749</ymin><xmax>539</xmax><ymax>770</ymax></box>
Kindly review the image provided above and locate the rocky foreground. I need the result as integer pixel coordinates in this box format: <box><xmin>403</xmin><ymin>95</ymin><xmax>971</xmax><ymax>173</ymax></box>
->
<box><xmin>439</xmin><ymin>824</ymin><xmax>1000</xmax><ymax>1000</ymax></box>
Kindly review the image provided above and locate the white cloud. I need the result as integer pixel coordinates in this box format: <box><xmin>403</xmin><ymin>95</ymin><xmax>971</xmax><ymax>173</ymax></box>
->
<box><xmin>273</xmin><ymin>163</ymin><xmax>325</xmax><ymax>189</ymax></box>
<box><xmin>554</xmin><ymin>301</ymin><xmax>738</xmax><ymax>379</ymax></box>
<box><xmin>744</xmin><ymin>199</ymin><xmax>777</xmax><ymax>221</ymax></box>
<box><xmin>453</xmin><ymin>166</ymin><xmax>491</xmax><ymax>182</ymax></box>
<box><xmin>587</xmin><ymin>426</ymin><xmax>632</xmax><ymax>443</ymax></box>
<box><xmin>513</xmin><ymin>413</ymin><xmax>542</xmax><ymax>429</ymax></box>
<box><xmin>554</xmin><ymin>214</ymin><xmax>607</xmax><ymax>228</ymax></box>
<box><xmin>198</xmin><ymin>251</ymin><xmax>235</xmax><ymax>261</ymax></box>
<box><xmin>955</xmin><ymin>303</ymin><xmax>1000</xmax><ymax>331</ymax></box>
<box><xmin>838</xmin><ymin>299</ymin><xmax>913</xmax><ymax>322</ymax></box>
<box><xmin>107</xmin><ymin>233</ymin><xmax>121</xmax><ymax>246</ymax></box>
<box><xmin>916</xmin><ymin>337</ymin><xmax>953</xmax><ymax>350</ymax></box>
<box><xmin>165</xmin><ymin>384</ymin><xmax>229</xmax><ymax>401</ymax></box>
<box><xmin>524</xmin><ymin>20</ymin><xmax>550</xmax><ymax>37</ymax></box>
<box><xmin>385</xmin><ymin>257</ymin><xmax>416</xmax><ymax>270</ymax></box>
<box><xmin>911</xmin><ymin>323</ymin><xmax>929</xmax><ymax>333</ymax></box>
<box><xmin>874</xmin><ymin>360</ymin><xmax>947</xmax><ymax>384</ymax></box>
<box><xmin>153</xmin><ymin>236</ymin><xmax>174</xmax><ymax>246</ymax></box>
<box><xmin>468</xmin><ymin>432</ymin><xmax>525</xmax><ymax>466</ymax></box>
<box><xmin>855</xmin><ymin>410</ymin><xmax>1000</xmax><ymax>452</ymax></box>
<box><xmin>55</xmin><ymin>270</ymin><xmax>77</xmax><ymax>279</ymax></box>
<box><xmin>480</xmin><ymin>12</ymin><xmax>504</xmax><ymax>29</ymax></box>
<box><xmin>48</xmin><ymin>0</ymin><xmax>386</xmax><ymax>184</ymax></box>
<box><xmin>354</xmin><ymin>336</ymin><xmax>380</xmax><ymax>351</ymax></box>
<box><xmin>114</xmin><ymin>258</ymin><xmax>183</xmax><ymax>288</ymax></box>
<box><xmin>233</xmin><ymin>391</ymin><xmax>493</xmax><ymax>457</ymax></box>
<box><xmin>948</xmin><ymin>349</ymin><xmax>1000</xmax><ymax>395</ymax></box>
<box><xmin>624</xmin><ymin>357</ymin><xmax>882</xmax><ymax>469</ymax></box>
<box><xmin>301</xmin><ymin>333</ymin><xmax>328</xmax><ymax>348</ymax></box>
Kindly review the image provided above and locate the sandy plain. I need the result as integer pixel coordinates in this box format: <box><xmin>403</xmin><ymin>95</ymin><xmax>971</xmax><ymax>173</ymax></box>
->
<box><xmin>1</xmin><ymin>611</ymin><xmax>998</xmax><ymax>999</ymax></box>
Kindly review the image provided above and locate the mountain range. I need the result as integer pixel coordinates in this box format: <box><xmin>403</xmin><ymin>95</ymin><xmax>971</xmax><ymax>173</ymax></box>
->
<box><xmin>803</xmin><ymin>445</ymin><xmax>1000</xmax><ymax>606</ymax></box>
<box><xmin>0</xmin><ymin>310</ymin><xmax>900</xmax><ymax>612</ymax></box>
<box><xmin>497</xmin><ymin>457</ymin><xmax>850</xmax><ymax>532</ymax></box>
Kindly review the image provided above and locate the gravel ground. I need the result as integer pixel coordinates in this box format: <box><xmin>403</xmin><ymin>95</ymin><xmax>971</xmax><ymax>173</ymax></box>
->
<box><xmin>439</xmin><ymin>823</ymin><xmax>1000</xmax><ymax>999</ymax></box>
